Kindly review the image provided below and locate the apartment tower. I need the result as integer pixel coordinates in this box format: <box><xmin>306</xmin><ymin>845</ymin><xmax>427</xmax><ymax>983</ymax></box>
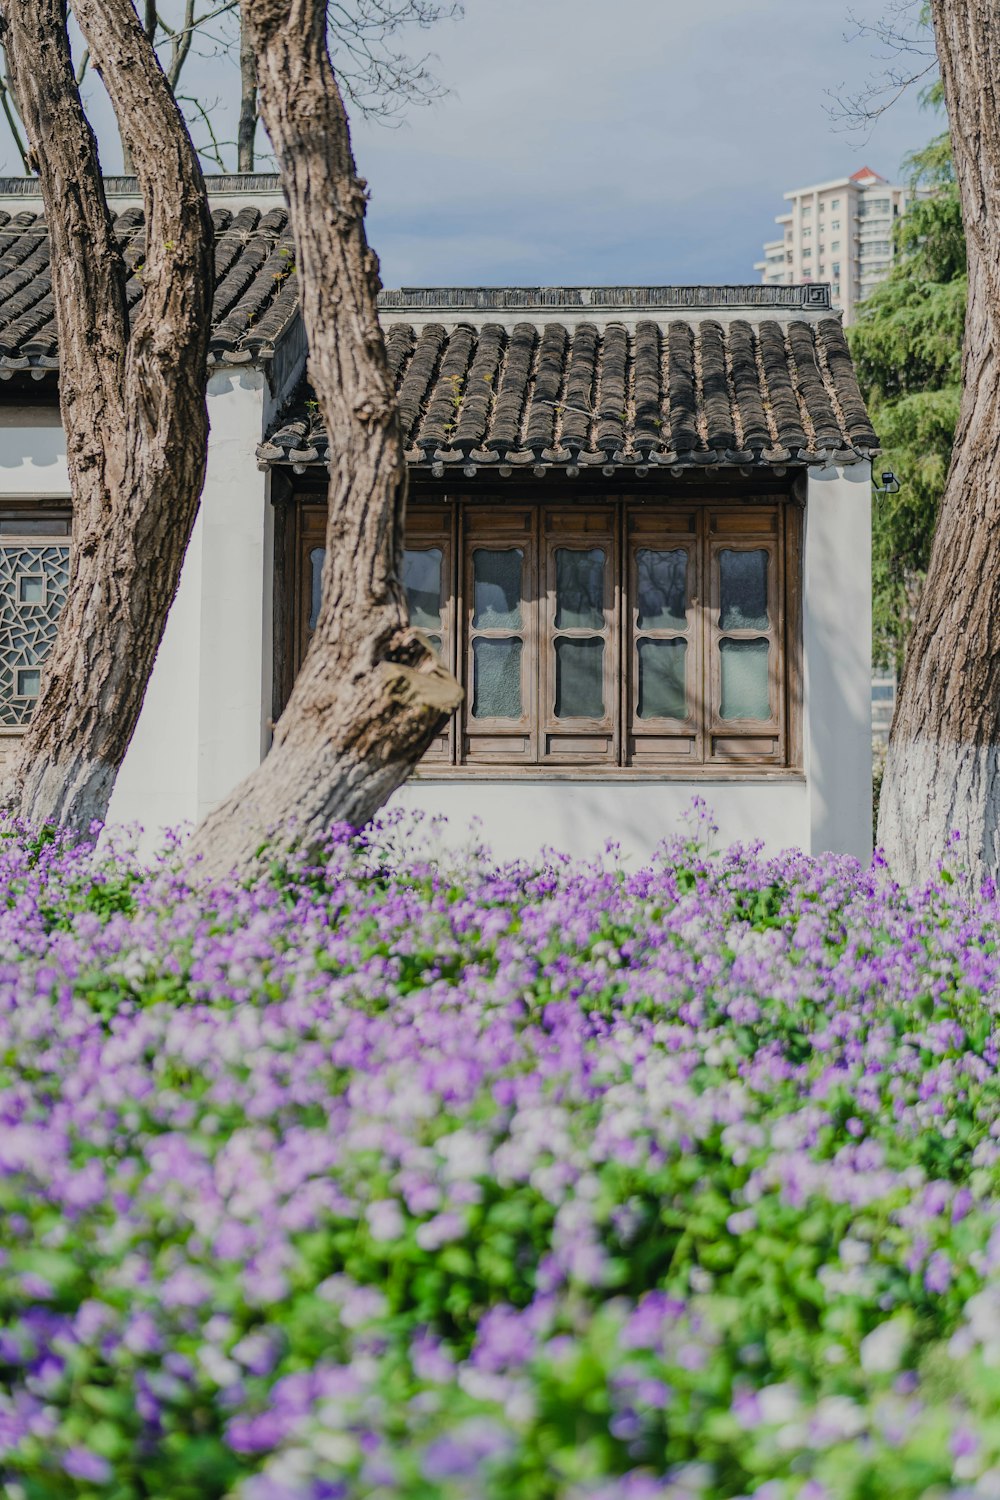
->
<box><xmin>754</xmin><ymin>166</ymin><xmax>912</xmax><ymax>323</ymax></box>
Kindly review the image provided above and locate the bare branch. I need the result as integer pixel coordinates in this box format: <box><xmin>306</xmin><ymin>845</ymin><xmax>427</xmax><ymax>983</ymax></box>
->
<box><xmin>157</xmin><ymin>0</ymin><xmax>239</xmax><ymax>46</ymax></box>
<box><xmin>176</xmin><ymin>90</ymin><xmax>232</xmax><ymax>168</ymax></box>
<box><xmin>826</xmin><ymin>1</ymin><xmax>938</xmax><ymax>134</ymax></box>
<box><xmin>0</xmin><ymin>49</ymin><xmax>30</xmax><ymax>170</ymax></box>
<box><xmin>166</xmin><ymin>0</ymin><xmax>196</xmax><ymax>87</ymax></box>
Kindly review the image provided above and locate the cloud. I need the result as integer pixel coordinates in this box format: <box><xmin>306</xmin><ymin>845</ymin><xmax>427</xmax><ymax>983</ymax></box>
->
<box><xmin>11</xmin><ymin>0</ymin><xmax>934</xmax><ymax>289</ymax></box>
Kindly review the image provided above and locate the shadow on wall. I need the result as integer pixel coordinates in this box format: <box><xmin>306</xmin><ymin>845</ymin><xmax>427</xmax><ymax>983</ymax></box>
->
<box><xmin>0</xmin><ymin>411</ymin><xmax>66</xmax><ymax>471</ymax></box>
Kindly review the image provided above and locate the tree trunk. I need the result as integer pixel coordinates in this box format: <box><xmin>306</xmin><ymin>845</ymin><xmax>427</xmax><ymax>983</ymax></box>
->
<box><xmin>187</xmin><ymin>0</ymin><xmax>460</xmax><ymax>879</ymax></box>
<box><xmin>0</xmin><ymin>0</ymin><xmax>213</xmax><ymax>832</ymax></box>
<box><xmin>237</xmin><ymin>20</ymin><xmax>257</xmax><ymax>170</ymax></box>
<box><xmin>879</xmin><ymin>1</ymin><xmax>1000</xmax><ymax>884</ymax></box>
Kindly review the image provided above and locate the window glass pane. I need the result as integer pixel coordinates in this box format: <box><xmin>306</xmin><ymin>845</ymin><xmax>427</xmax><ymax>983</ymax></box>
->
<box><xmin>472</xmin><ymin>637</ymin><xmax>522</xmax><ymax>718</ymax></box>
<box><xmin>16</xmin><ymin>668</ymin><xmax>40</xmax><ymax>698</ymax></box>
<box><xmin>308</xmin><ymin>547</ymin><xmax>325</xmax><ymax>633</ymax></box>
<box><xmin>719</xmin><ymin>548</ymin><xmax>769</xmax><ymax>630</ymax></box>
<box><xmin>637</xmin><ymin>549</ymin><xmax>687</xmax><ymax>630</ymax></box>
<box><xmin>720</xmin><ymin>638</ymin><xmax>770</xmax><ymax>720</ymax></box>
<box><xmin>402</xmin><ymin>547</ymin><xmax>443</xmax><ymax>630</ymax></box>
<box><xmin>637</xmin><ymin>639</ymin><xmax>687</xmax><ymax>719</ymax></box>
<box><xmin>555</xmin><ymin>547</ymin><xmax>604</xmax><ymax>629</ymax></box>
<box><xmin>0</xmin><ymin>518</ymin><xmax>70</xmax><ymax>536</ymax></box>
<box><xmin>473</xmin><ymin>548</ymin><xmax>522</xmax><ymax>629</ymax></box>
<box><xmin>17</xmin><ymin>576</ymin><xmax>44</xmax><ymax>604</ymax></box>
<box><xmin>554</xmin><ymin>636</ymin><xmax>604</xmax><ymax>718</ymax></box>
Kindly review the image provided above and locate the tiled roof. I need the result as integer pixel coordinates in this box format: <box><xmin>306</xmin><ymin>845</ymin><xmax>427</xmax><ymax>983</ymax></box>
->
<box><xmin>260</xmin><ymin>291</ymin><xmax>879</xmax><ymax>473</ymax></box>
<box><xmin>0</xmin><ymin>200</ymin><xmax>296</xmax><ymax>376</ymax></box>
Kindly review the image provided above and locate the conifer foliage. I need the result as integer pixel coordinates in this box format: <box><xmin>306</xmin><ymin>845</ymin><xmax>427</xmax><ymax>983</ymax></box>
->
<box><xmin>849</xmin><ymin>118</ymin><xmax>965</xmax><ymax>671</ymax></box>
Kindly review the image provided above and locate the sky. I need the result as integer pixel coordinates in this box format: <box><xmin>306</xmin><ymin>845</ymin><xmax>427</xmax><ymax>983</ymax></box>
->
<box><xmin>3</xmin><ymin>0</ymin><xmax>936</xmax><ymax>288</ymax></box>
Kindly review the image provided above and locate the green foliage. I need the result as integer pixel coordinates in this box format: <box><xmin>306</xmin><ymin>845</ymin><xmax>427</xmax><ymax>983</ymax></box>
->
<box><xmin>848</xmin><ymin>128</ymin><xmax>967</xmax><ymax>670</ymax></box>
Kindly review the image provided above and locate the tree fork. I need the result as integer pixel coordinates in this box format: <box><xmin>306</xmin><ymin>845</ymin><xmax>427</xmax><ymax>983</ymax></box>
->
<box><xmin>0</xmin><ymin>0</ymin><xmax>213</xmax><ymax>833</ymax></box>
<box><xmin>879</xmin><ymin>0</ymin><xmax>1000</xmax><ymax>883</ymax></box>
<box><xmin>186</xmin><ymin>0</ymin><xmax>460</xmax><ymax>878</ymax></box>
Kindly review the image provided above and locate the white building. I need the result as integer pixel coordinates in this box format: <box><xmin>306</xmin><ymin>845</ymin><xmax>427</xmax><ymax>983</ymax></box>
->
<box><xmin>0</xmin><ymin>177</ymin><xmax>876</xmax><ymax>864</ymax></box>
<box><xmin>755</xmin><ymin>167</ymin><xmax>914</xmax><ymax>324</ymax></box>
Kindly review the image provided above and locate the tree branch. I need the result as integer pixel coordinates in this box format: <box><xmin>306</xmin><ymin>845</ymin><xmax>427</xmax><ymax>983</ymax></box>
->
<box><xmin>828</xmin><ymin>1</ymin><xmax>938</xmax><ymax>132</ymax></box>
<box><xmin>0</xmin><ymin>50</ymin><xmax>30</xmax><ymax>171</ymax></box>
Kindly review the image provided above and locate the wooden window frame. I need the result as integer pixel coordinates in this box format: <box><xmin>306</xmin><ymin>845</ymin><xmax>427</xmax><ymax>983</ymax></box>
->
<box><xmin>541</xmin><ymin>507</ymin><xmax>618</xmax><ymax>766</ymax></box>
<box><xmin>281</xmin><ymin>490</ymin><xmax>803</xmax><ymax>780</ymax></box>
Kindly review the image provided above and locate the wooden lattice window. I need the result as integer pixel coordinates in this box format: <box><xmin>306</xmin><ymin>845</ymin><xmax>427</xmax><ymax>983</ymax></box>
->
<box><xmin>0</xmin><ymin>507</ymin><xmax>71</xmax><ymax>746</ymax></box>
<box><xmin>289</xmin><ymin>496</ymin><xmax>801</xmax><ymax>774</ymax></box>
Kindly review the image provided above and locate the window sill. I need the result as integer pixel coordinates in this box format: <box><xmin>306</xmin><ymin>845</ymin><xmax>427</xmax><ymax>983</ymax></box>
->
<box><xmin>411</xmin><ymin>767</ymin><xmax>806</xmax><ymax>784</ymax></box>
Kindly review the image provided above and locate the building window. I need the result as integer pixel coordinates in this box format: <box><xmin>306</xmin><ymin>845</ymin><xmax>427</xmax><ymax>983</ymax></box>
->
<box><xmin>831</xmin><ymin>198</ymin><xmax>840</xmax><ymax>209</ymax></box>
<box><xmin>831</xmin><ymin>220</ymin><xmax>840</xmax><ymax>231</ymax></box>
<box><xmin>0</xmin><ymin>508</ymin><xmax>71</xmax><ymax>730</ymax></box>
<box><xmin>286</xmin><ymin>498</ymin><xmax>802</xmax><ymax>774</ymax></box>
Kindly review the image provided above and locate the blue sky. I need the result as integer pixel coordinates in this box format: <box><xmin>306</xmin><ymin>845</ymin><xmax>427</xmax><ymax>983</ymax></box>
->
<box><xmin>5</xmin><ymin>0</ymin><xmax>935</xmax><ymax>287</ymax></box>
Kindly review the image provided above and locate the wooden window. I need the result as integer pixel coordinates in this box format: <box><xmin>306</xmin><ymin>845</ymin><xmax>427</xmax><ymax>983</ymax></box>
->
<box><xmin>542</xmin><ymin>508</ymin><xmax>617</xmax><ymax>765</ymax></box>
<box><xmin>287</xmin><ymin>495</ymin><xmax>801</xmax><ymax>776</ymax></box>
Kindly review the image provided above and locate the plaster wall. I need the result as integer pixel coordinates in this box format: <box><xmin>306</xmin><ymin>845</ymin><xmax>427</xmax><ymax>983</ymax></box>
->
<box><xmin>802</xmin><ymin>463</ymin><xmax>873</xmax><ymax>860</ymax></box>
<box><xmin>0</xmin><ymin>410</ymin><xmax>69</xmax><ymax>492</ymax></box>
<box><xmin>109</xmin><ymin>370</ymin><xmax>274</xmax><ymax>831</ymax></box>
<box><xmin>389</xmin><ymin>779</ymin><xmax>811</xmax><ymax>864</ymax></box>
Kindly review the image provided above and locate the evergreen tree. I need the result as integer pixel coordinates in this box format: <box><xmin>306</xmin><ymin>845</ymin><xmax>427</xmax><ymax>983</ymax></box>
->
<box><xmin>848</xmin><ymin>114</ymin><xmax>965</xmax><ymax>671</ymax></box>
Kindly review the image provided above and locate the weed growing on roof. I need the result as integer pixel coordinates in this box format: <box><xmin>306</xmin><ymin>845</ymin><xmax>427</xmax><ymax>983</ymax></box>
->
<box><xmin>1</xmin><ymin>816</ymin><xmax>1000</xmax><ymax>1496</ymax></box>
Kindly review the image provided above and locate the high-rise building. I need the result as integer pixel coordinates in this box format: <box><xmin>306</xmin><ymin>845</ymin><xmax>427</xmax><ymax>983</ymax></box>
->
<box><xmin>754</xmin><ymin>166</ymin><xmax>914</xmax><ymax>324</ymax></box>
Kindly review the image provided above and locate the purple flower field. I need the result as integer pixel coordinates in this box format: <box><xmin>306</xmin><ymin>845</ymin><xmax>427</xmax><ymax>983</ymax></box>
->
<box><xmin>4</xmin><ymin>812</ymin><xmax>1000</xmax><ymax>1497</ymax></box>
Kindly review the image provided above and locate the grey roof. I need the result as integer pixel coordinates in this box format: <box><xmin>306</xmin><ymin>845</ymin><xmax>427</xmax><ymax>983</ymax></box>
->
<box><xmin>261</xmin><ymin>292</ymin><xmax>879</xmax><ymax>474</ymax></box>
<box><xmin>0</xmin><ymin>198</ymin><xmax>296</xmax><ymax>376</ymax></box>
<box><xmin>0</xmin><ymin>193</ymin><xmax>878</xmax><ymax>474</ymax></box>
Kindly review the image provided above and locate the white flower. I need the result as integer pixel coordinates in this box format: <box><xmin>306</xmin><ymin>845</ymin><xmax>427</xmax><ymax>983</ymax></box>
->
<box><xmin>365</xmin><ymin>1199</ymin><xmax>405</xmax><ymax>1242</ymax></box>
<box><xmin>860</xmin><ymin>1315</ymin><xmax>911</xmax><ymax>1374</ymax></box>
<box><xmin>757</xmin><ymin>1382</ymin><xmax>801</xmax><ymax>1424</ymax></box>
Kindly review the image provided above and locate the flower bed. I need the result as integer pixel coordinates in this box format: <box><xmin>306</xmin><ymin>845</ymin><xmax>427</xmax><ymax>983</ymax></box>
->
<box><xmin>3</xmin><ymin>815</ymin><xmax>1000</xmax><ymax>1497</ymax></box>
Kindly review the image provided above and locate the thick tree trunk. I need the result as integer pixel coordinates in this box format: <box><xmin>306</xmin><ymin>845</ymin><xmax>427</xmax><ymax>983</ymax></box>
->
<box><xmin>879</xmin><ymin>1</ymin><xmax>1000</xmax><ymax>883</ymax></box>
<box><xmin>0</xmin><ymin>0</ymin><xmax>212</xmax><ymax>831</ymax></box>
<box><xmin>187</xmin><ymin>0</ymin><xmax>460</xmax><ymax>879</ymax></box>
<box><xmin>237</xmin><ymin>21</ymin><xmax>257</xmax><ymax>171</ymax></box>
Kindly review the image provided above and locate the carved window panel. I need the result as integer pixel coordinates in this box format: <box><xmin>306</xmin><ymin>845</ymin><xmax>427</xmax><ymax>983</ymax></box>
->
<box><xmin>0</xmin><ymin>516</ymin><xmax>71</xmax><ymax>730</ymax></box>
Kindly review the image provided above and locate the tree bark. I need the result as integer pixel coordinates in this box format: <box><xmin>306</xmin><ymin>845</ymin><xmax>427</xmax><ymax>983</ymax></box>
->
<box><xmin>237</xmin><ymin>19</ymin><xmax>257</xmax><ymax>170</ymax></box>
<box><xmin>187</xmin><ymin>0</ymin><xmax>460</xmax><ymax>879</ymax></box>
<box><xmin>879</xmin><ymin>1</ymin><xmax>1000</xmax><ymax>883</ymax></box>
<box><xmin>0</xmin><ymin>0</ymin><xmax>213</xmax><ymax>832</ymax></box>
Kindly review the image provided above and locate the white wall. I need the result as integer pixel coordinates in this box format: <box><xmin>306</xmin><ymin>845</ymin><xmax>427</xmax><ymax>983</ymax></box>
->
<box><xmin>390</xmin><ymin>779</ymin><xmax>811</xmax><ymax>863</ymax></box>
<box><xmin>108</xmin><ymin>370</ymin><xmax>274</xmax><ymax>832</ymax></box>
<box><xmin>802</xmin><ymin>463</ymin><xmax>873</xmax><ymax>860</ymax></box>
<box><xmin>0</xmin><ymin>409</ymin><xmax>69</xmax><ymax>492</ymax></box>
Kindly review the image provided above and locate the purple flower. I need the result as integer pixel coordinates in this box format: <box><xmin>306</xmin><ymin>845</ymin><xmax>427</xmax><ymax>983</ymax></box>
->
<box><xmin>62</xmin><ymin>1448</ymin><xmax>112</xmax><ymax>1483</ymax></box>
